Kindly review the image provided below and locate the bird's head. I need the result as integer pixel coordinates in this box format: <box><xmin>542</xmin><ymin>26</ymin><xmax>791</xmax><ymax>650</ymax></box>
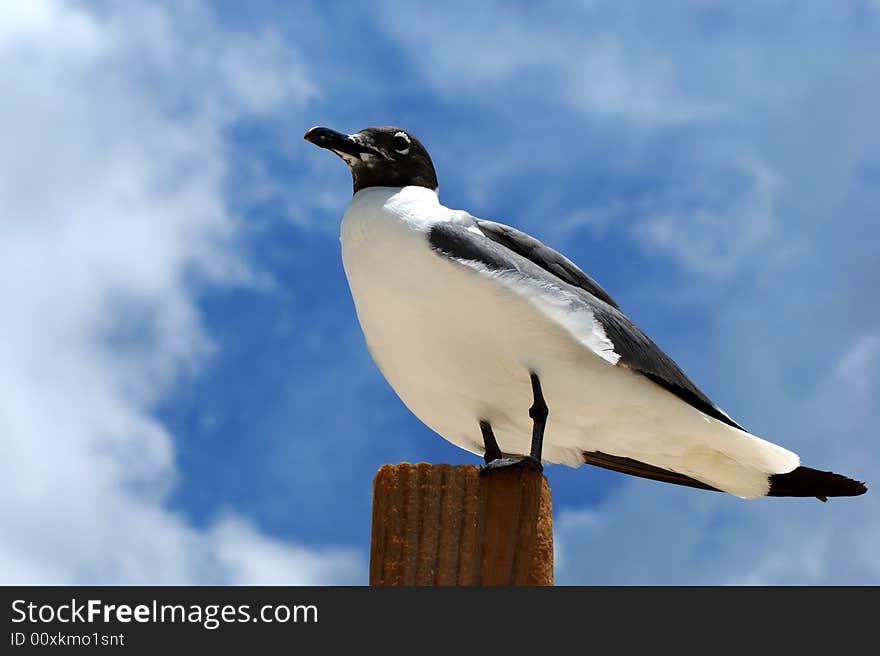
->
<box><xmin>304</xmin><ymin>125</ymin><xmax>438</xmax><ymax>195</ymax></box>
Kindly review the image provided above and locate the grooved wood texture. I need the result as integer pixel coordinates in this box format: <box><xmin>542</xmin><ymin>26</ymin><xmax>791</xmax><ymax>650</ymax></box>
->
<box><xmin>370</xmin><ymin>463</ymin><xmax>553</xmax><ymax>586</ymax></box>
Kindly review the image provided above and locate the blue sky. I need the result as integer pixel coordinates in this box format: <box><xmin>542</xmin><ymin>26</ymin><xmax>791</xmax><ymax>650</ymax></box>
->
<box><xmin>1</xmin><ymin>0</ymin><xmax>878</xmax><ymax>584</ymax></box>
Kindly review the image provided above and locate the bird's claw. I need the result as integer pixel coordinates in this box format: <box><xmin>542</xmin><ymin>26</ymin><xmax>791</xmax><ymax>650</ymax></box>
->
<box><xmin>479</xmin><ymin>456</ymin><xmax>543</xmax><ymax>475</ymax></box>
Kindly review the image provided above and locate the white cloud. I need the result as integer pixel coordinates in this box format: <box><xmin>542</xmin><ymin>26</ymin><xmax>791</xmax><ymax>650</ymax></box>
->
<box><xmin>208</xmin><ymin>517</ymin><xmax>362</xmax><ymax>585</ymax></box>
<box><xmin>556</xmin><ymin>475</ymin><xmax>880</xmax><ymax>585</ymax></box>
<box><xmin>379</xmin><ymin>1</ymin><xmax>722</xmax><ymax>126</ymax></box>
<box><xmin>0</xmin><ymin>0</ymin><xmax>360</xmax><ymax>584</ymax></box>
<box><xmin>632</xmin><ymin>149</ymin><xmax>782</xmax><ymax>276</ymax></box>
<box><xmin>834</xmin><ymin>334</ymin><xmax>880</xmax><ymax>399</ymax></box>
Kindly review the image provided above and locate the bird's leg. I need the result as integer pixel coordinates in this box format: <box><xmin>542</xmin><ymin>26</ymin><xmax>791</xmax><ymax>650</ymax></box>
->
<box><xmin>480</xmin><ymin>420</ymin><xmax>503</xmax><ymax>464</ymax></box>
<box><xmin>479</xmin><ymin>372</ymin><xmax>547</xmax><ymax>475</ymax></box>
<box><xmin>528</xmin><ymin>372</ymin><xmax>548</xmax><ymax>461</ymax></box>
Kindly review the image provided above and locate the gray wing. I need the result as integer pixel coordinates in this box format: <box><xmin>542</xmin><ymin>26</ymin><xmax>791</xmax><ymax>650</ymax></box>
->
<box><xmin>472</xmin><ymin>219</ymin><xmax>620</xmax><ymax>309</ymax></box>
<box><xmin>429</xmin><ymin>221</ymin><xmax>744</xmax><ymax>431</ymax></box>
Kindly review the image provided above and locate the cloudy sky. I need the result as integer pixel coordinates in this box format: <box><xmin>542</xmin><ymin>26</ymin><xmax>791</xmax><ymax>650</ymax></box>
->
<box><xmin>1</xmin><ymin>0</ymin><xmax>878</xmax><ymax>585</ymax></box>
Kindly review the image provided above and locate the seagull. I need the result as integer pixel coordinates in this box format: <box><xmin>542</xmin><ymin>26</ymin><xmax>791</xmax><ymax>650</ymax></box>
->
<box><xmin>304</xmin><ymin>124</ymin><xmax>867</xmax><ymax>501</ymax></box>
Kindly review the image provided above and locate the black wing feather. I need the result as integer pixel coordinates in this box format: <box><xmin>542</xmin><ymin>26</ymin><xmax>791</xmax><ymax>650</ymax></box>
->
<box><xmin>473</xmin><ymin>219</ymin><xmax>621</xmax><ymax>309</ymax></box>
<box><xmin>582</xmin><ymin>451</ymin><xmax>720</xmax><ymax>492</ymax></box>
<box><xmin>590</xmin><ymin>305</ymin><xmax>744</xmax><ymax>430</ymax></box>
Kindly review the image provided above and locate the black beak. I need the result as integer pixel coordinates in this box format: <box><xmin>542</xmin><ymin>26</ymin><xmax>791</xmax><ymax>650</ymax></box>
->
<box><xmin>304</xmin><ymin>126</ymin><xmax>376</xmax><ymax>160</ymax></box>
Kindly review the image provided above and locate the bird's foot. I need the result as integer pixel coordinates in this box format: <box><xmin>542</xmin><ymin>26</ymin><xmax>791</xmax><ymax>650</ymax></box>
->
<box><xmin>479</xmin><ymin>456</ymin><xmax>543</xmax><ymax>476</ymax></box>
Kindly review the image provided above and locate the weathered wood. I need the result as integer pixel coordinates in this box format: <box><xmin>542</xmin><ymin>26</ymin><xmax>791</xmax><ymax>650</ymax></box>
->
<box><xmin>370</xmin><ymin>463</ymin><xmax>553</xmax><ymax>585</ymax></box>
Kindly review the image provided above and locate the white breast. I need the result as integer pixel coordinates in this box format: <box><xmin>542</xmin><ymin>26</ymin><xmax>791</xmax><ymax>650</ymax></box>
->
<box><xmin>339</xmin><ymin>186</ymin><xmax>590</xmax><ymax>463</ymax></box>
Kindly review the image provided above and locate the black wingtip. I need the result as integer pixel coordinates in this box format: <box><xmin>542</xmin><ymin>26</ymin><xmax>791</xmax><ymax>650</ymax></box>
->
<box><xmin>768</xmin><ymin>466</ymin><xmax>867</xmax><ymax>500</ymax></box>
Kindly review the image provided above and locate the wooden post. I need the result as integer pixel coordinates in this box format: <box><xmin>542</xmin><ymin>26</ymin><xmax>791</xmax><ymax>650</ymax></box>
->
<box><xmin>369</xmin><ymin>463</ymin><xmax>553</xmax><ymax>585</ymax></box>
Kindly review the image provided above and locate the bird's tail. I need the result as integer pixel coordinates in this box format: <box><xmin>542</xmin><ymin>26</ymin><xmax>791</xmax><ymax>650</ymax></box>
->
<box><xmin>768</xmin><ymin>466</ymin><xmax>867</xmax><ymax>502</ymax></box>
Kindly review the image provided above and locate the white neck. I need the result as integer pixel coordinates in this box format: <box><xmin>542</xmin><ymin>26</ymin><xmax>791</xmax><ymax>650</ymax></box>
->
<box><xmin>346</xmin><ymin>185</ymin><xmax>448</xmax><ymax>232</ymax></box>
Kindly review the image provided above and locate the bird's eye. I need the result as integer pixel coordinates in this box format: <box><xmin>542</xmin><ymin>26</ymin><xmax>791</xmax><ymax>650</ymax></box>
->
<box><xmin>392</xmin><ymin>133</ymin><xmax>410</xmax><ymax>153</ymax></box>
